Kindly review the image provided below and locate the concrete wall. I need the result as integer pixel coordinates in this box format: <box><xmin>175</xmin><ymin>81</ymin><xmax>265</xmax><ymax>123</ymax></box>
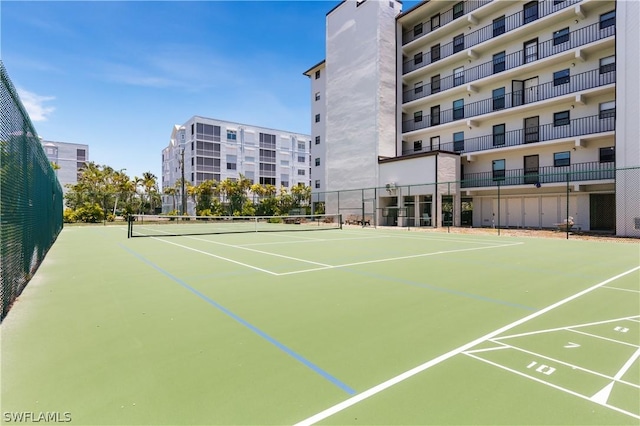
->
<box><xmin>615</xmin><ymin>0</ymin><xmax>640</xmax><ymax>237</ymax></box>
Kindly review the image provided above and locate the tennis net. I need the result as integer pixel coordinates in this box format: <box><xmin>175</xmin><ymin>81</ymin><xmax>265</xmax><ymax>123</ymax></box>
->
<box><xmin>127</xmin><ymin>214</ymin><xmax>342</xmax><ymax>238</ymax></box>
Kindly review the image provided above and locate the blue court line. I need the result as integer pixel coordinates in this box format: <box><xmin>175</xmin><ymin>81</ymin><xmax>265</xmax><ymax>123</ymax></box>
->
<box><xmin>343</xmin><ymin>268</ymin><xmax>537</xmax><ymax>311</ymax></box>
<box><xmin>119</xmin><ymin>244</ymin><xmax>356</xmax><ymax>395</ymax></box>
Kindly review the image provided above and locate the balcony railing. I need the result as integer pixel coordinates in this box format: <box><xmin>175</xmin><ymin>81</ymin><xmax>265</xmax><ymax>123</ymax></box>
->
<box><xmin>461</xmin><ymin>161</ymin><xmax>615</xmax><ymax>188</ymax></box>
<box><xmin>402</xmin><ymin>0</ymin><xmax>493</xmax><ymax>45</ymax></box>
<box><xmin>404</xmin><ymin>21</ymin><xmax>615</xmax><ymax>103</ymax></box>
<box><xmin>403</xmin><ymin>0</ymin><xmax>582</xmax><ymax>74</ymax></box>
<box><xmin>402</xmin><ymin>67</ymin><xmax>615</xmax><ymax>133</ymax></box>
<box><xmin>402</xmin><ymin>113</ymin><xmax>614</xmax><ymax>155</ymax></box>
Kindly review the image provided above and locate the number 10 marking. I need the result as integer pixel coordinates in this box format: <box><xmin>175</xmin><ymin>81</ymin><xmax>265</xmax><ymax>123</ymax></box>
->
<box><xmin>526</xmin><ymin>361</ymin><xmax>556</xmax><ymax>375</ymax></box>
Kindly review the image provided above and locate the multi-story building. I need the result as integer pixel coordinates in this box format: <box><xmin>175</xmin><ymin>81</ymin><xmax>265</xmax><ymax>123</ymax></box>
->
<box><xmin>161</xmin><ymin>116</ymin><xmax>311</xmax><ymax>214</ymax></box>
<box><xmin>40</xmin><ymin>139</ymin><xmax>89</xmax><ymax>201</ymax></box>
<box><xmin>306</xmin><ymin>0</ymin><xmax>639</xmax><ymax>236</ymax></box>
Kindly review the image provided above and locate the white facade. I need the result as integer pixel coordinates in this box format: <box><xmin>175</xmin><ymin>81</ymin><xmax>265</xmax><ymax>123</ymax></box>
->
<box><xmin>40</xmin><ymin>139</ymin><xmax>89</xmax><ymax>202</ymax></box>
<box><xmin>161</xmin><ymin>116</ymin><xmax>311</xmax><ymax>214</ymax></box>
<box><xmin>307</xmin><ymin>0</ymin><xmax>638</xmax><ymax>235</ymax></box>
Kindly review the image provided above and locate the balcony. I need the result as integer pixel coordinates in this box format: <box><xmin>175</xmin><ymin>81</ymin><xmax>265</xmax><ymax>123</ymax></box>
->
<box><xmin>461</xmin><ymin>161</ymin><xmax>614</xmax><ymax>188</ymax></box>
<box><xmin>403</xmin><ymin>113</ymin><xmax>614</xmax><ymax>155</ymax></box>
<box><xmin>403</xmin><ymin>0</ymin><xmax>582</xmax><ymax>74</ymax></box>
<box><xmin>402</xmin><ymin>67</ymin><xmax>614</xmax><ymax>134</ymax></box>
<box><xmin>403</xmin><ymin>21</ymin><xmax>615</xmax><ymax>103</ymax></box>
<box><xmin>402</xmin><ymin>0</ymin><xmax>494</xmax><ymax>46</ymax></box>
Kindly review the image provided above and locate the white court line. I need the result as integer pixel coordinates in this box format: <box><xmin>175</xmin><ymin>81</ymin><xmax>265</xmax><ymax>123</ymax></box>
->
<box><xmin>150</xmin><ymin>238</ymin><xmax>279</xmax><ymax>275</ymax></box>
<box><xmin>237</xmin><ymin>235</ymin><xmax>390</xmax><ymax>247</ymax></box>
<box><xmin>463</xmin><ymin>343</ymin><xmax>510</xmax><ymax>354</ymax></box>
<box><xmin>464</xmin><ymin>352</ymin><xmax>640</xmax><ymax>420</ymax></box>
<box><xmin>294</xmin><ymin>265</ymin><xmax>640</xmax><ymax>426</ymax></box>
<box><xmin>602</xmin><ymin>286</ymin><xmax>640</xmax><ymax>293</ymax></box>
<box><xmin>567</xmin><ymin>329</ymin><xmax>640</xmax><ymax>348</ymax></box>
<box><xmin>495</xmin><ymin>315</ymin><xmax>640</xmax><ymax>340</ymax></box>
<box><xmin>278</xmin><ymin>241</ymin><xmax>524</xmax><ymax>276</ymax></box>
<box><xmin>482</xmin><ymin>339</ymin><xmax>640</xmax><ymax>388</ymax></box>
<box><xmin>185</xmin><ymin>236</ymin><xmax>333</xmax><ymax>268</ymax></box>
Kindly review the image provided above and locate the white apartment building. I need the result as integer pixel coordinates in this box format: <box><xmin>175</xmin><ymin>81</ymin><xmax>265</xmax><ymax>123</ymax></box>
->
<box><xmin>161</xmin><ymin>116</ymin><xmax>311</xmax><ymax>214</ymax></box>
<box><xmin>306</xmin><ymin>0</ymin><xmax>639</xmax><ymax>236</ymax></box>
<box><xmin>40</xmin><ymin>139</ymin><xmax>89</xmax><ymax>200</ymax></box>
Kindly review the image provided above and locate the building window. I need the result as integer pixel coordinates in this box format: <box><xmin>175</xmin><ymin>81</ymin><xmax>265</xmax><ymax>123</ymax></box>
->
<box><xmin>453</xmin><ymin>34</ymin><xmax>464</xmax><ymax>53</ymax></box>
<box><xmin>453</xmin><ymin>2</ymin><xmax>464</xmax><ymax>19</ymax></box>
<box><xmin>260</xmin><ymin>133</ymin><xmax>276</xmax><ymax>149</ymax></box>
<box><xmin>493</xmin><ymin>16</ymin><xmax>505</xmax><ymax>37</ymax></box>
<box><xmin>315</xmin><ymin>92</ymin><xmax>320</xmax><ymax>101</ymax></box>
<box><xmin>431</xmin><ymin>75</ymin><xmax>441</xmax><ymax>94</ymax></box>
<box><xmin>453</xmin><ymin>99</ymin><xmax>464</xmax><ymax>120</ymax></box>
<box><xmin>492</xmin><ymin>159</ymin><xmax>506</xmax><ymax>181</ymax></box>
<box><xmin>414</xmin><ymin>140</ymin><xmax>422</xmax><ymax>152</ymax></box>
<box><xmin>453</xmin><ymin>67</ymin><xmax>464</xmax><ymax>86</ymax></box>
<box><xmin>77</xmin><ymin>149</ymin><xmax>86</xmax><ymax>161</ymax></box>
<box><xmin>493</xmin><ymin>124</ymin><xmax>505</xmax><ymax>146</ymax></box>
<box><xmin>492</xmin><ymin>87</ymin><xmax>505</xmax><ymax>110</ymax></box>
<box><xmin>600</xmin><ymin>10</ymin><xmax>615</xmax><ymax>30</ymax></box>
<box><xmin>554</xmin><ymin>151</ymin><xmax>570</xmax><ymax>167</ymax></box>
<box><xmin>315</xmin><ymin>158</ymin><xmax>320</xmax><ymax>166</ymax></box>
<box><xmin>414</xmin><ymin>111</ymin><xmax>423</xmax><ymax>122</ymax></box>
<box><xmin>430</xmin><ymin>136</ymin><xmax>440</xmax><ymax>150</ymax></box>
<box><xmin>227</xmin><ymin>163</ymin><xmax>236</xmax><ymax>170</ymax></box>
<box><xmin>600</xmin><ymin>147</ymin><xmax>615</xmax><ymax>163</ymax></box>
<box><xmin>431</xmin><ymin>44</ymin><xmax>440</xmax><ymax>62</ymax></box>
<box><xmin>315</xmin><ymin>70</ymin><xmax>320</xmax><ymax>79</ymax></box>
<box><xmin>553</xmin><ymin>27</ymin><xmax>569</xmax><ymax>46</ymax></box>
<box><xmin>414</xmin><ymin>81</ymin><xmax>423</xmax><ymax>94</ymax></box>
<box><xmin>453</xmin><ymin>132</ymin><xmax>464</xmax><ymax>152</ymax></box>
<box><xmin>315</xmin><ymin>180</ymin><xmax>320</xmax><ymax>189</ymax></box>
<box><xmin>315</xmin><ymin>136</ymin><xmax>320</xmax><ymax>145</ymax></box>
<box><xmin>523</xmin><ymin>1</ymin><xmax>538</xmax><ymax>24</ymax></box>
<box><xmin>553</xmin><ymin>69</ymin><xmax>570</xmax><ymax>86</ymax></box>
<box><xmin>493</xmin><ymin>51</ymin><xmax>506</xmax><ymax>74</ymax></box>
<box><xmin>553</xmin><ymin>110</ymin><xmax>570</xmax><ymax>126</ymax></box>
<box><xmin>414</xmin><ymin>52</ymin><xmax>423</xmax><ymax>66</ymax></box>
<box><xmin>297</xmin><ymin>142</ymin><xmax>306</xmax><ymax>151</ymax></box>
<box><xmin>227</xmin><ymin>130</ymin><xmax>237</xmax><ymax>140</ymax></box>
<box><xmin>599</xmin><ymin>101</ymin><xmax>615</xmax><ymax>119</ymax></box>
<box><xmin>430</xmin><ymin>106</ymin><xmax>440</xmax><ymax>126</ymax></box>
<box><xmin>298</xmin><ymin>155</ymin><xmax>305</xmax><ymax>163</ymax></box>
<box><xmin>315</xmin><ymin>114</ymin><xmax>320</xmax><ymax>123</ymax></box>
<box><xmin>524</xmin><ymin>39</ymin><xmax>538</xmax><ymax>63</ymax></box>
<box><xmin>413</xmin><ymin>23</ymin><xmax>423</xmax><ymax>37</ymax></box>
<box><xmin>297</xmin><ymin>169</ymin><xmax>306</xmax><ymax>176</ymax></box>
<box><xmin>431</xmin><ymin>14</ymin><xmax>440</xmax><ymax>30</ymax></box>
<box><xmin>599</xmin><ymin>56</ymin><xmax>615</xmax><ymax>74</ymax></box>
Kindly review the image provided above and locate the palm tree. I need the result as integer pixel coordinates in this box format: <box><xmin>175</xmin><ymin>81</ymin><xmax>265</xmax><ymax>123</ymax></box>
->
<box><xmin>163</xmin><ymin>186</ymin><xmax>177</xmax><ymax>213</ymax></box>
<box><xmin>141</xmin><ymin>172</ymin><xmax>157</xmax><ymax>214</ymax></box>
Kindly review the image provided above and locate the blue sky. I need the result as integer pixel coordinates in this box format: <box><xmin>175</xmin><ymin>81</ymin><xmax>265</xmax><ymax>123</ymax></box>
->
<box><xmin>2</xmin><ymin>0</ymin><xmax>419</xmax><ymax>181</ymax></box>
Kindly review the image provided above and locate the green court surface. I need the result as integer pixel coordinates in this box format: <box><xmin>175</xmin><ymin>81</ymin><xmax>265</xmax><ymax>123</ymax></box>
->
<box><xmin>1</xmin><ymin>225</ymin><xmax>639</xmax><ymax>425</ymax></box>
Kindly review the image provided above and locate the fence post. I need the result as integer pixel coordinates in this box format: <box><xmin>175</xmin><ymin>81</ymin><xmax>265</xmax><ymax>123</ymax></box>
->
<box><xmin>566</xmin><ymin>172</ymin><xmax>570</xmax><ymax>240</ymax></box>
<box><xmin>497</xmin><ymin>180</ymin><xmax>501</xmax><ymax>236</ymax></box>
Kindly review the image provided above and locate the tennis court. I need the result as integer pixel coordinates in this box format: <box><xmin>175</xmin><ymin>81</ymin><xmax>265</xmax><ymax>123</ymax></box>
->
<box><xmin>1</xmin><ymin>221</ymin><xmax>639</xmax><ymax>425</ymax></box>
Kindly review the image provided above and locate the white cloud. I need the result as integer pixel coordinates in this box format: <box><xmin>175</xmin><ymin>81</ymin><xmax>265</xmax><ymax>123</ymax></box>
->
<box><xmin>16</xmin><ymin>88</ymin><xmax>55</xmax><ymax>122</ymax></box>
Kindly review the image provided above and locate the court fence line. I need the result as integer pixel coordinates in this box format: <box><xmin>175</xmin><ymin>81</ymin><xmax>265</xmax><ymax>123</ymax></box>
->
<box><xmin>0</xmin><ymin>61</ymin><xmax>63</xmax><ymax>321</ymax></box>
<box><xmin>309</xmin><ymin>166</ymin><xmax>640</xmax><ymax>239</ymax></box>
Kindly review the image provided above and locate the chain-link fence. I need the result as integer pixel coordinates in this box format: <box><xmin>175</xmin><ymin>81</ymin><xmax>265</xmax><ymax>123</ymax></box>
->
<box><xmin>1</xmin><ymin>61</ymin><xmax>64</xmax><ymax>321</ymax></box>
<box><xmin>313</xmin><ymin>166</ymin><xmax>640</xmax><ymax>239</ymax></box>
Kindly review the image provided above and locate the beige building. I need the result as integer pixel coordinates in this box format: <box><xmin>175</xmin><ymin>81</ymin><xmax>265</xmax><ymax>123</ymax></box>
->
<box><xmin>306</xmin><ymin>0</ymin><xmax>638</xmax><ymax>235</ymax></box>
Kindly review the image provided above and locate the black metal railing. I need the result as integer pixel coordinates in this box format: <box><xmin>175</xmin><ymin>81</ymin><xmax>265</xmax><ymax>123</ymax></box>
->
<box><xmin>402</xmin><ymin>113</ymin><xmax>614</xmax><ymax>155</ymax></box>
<box><xmin>402</xmin><ymin>0</ymin><xmax>493</xmax><ymax>45</ymax></box>
<box><xmin>461</xmin><ymin>161</ymin><xmax>615</xmax><ymax>188</ymax></box>
<box><xmin>403</xmin><ymin>21</ymin><xmax>615</xmax><ymax>103</ymax></box>
<box><xmin>402</xmin><ymin>67</ymin><xmax>615</xmax><ymax>133</ymax></box>
<box><xmin>403</xmin><ymin>0</ymin><xmax>583</xmax><ymax>74</ymax></box>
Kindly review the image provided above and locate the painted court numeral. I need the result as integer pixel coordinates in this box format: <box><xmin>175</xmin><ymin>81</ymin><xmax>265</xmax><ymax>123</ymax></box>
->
<box><xmin>614</xmin><ymin>326</ymin><xmax>629</xmax><ymax>333</ymax></box>
<box><xmin>526</xmin><ymin>361</ymin><xmax>556</xmax><ymax>376</ymax></box>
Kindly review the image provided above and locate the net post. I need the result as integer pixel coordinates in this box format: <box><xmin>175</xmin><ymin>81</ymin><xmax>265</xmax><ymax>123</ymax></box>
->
<box><xmin>566</xmin><ymin>172</ymin><xmax>570</xmax><ymax>240</ymax></box>
<box><xmin>339</xmin><ymin>214</ymin><xmax>343</xmax><ymax>230</ymax></box>
<box><xmin>127</xmin><ymin>215</ymin><xmax>131</xmax><ymax>238</ymax></box>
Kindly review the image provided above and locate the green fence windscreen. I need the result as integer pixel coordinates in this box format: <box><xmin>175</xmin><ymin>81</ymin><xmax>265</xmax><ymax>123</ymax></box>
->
<box><xmin>1</xmin><ymin>61</ymin><xmax>63</xmax><ymax>321</ymax></box>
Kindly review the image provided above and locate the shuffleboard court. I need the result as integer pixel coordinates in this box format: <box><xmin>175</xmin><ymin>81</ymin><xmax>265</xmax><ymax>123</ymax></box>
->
<box><xmin>1</xmin><ymin>225</ymin><xmax>638</xmax><ymax>425</ymax></box>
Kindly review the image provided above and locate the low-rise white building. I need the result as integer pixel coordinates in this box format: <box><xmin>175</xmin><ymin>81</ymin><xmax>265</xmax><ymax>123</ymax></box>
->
<box><xmin>40</xmin><ymin>139</ymin><xmax>89</xmax><ymax>202</ymax></box>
